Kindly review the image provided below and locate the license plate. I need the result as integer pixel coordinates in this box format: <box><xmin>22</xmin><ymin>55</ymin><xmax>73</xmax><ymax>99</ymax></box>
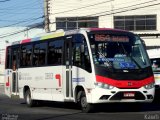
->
<box><xmin>124</xmin><ymin>92</ymin><xmax>135</xmax><ymax>97</ymax></box>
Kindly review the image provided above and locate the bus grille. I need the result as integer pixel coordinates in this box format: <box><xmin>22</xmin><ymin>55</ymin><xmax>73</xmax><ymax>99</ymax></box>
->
<box><xmin>110</xmin><ymin>91</ymin><xmax>145</xmax><ymax>100</ymax></box>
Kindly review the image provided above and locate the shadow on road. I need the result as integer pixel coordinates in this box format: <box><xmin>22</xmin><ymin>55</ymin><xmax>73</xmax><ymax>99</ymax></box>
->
<box><xmin>28</xmin><ymin>101</ymin><xmax>80</xmax><ymax>110</ymax></box>
<box><xmin>23</xmin><ymin>100</ymin><xmax>160</xmax><ymax>113</ymax></box>
<box><xmin>95</xmin><ymin>102</ymin><xmax>160</xmax><ymax>113</ymax></box>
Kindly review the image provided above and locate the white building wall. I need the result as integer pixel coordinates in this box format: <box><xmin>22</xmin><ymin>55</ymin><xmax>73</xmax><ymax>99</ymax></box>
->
<box><xmin>48</xmin><ymin>0</ymin><xmax>160</xmax><ymax>46</ymax></box>
<box><xmin>0</xmin><ymin>50</ymin><xmax>5</xmax><ymax>84</ymax></box>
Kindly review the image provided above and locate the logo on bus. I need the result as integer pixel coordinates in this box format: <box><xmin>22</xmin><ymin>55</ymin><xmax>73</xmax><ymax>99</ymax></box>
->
<box><xmin>128</xmin><ymin>82</ymin><xmax>132</xmax><ymax>86</ymax></box>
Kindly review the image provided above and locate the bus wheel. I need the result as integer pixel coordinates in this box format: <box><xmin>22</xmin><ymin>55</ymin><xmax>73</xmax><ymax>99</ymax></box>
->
<box><xmin>25</xmin><ymin>90</ymin><xmax>35</xmax><ymax>107</ymax></box>
<box><xmin>79</xmin><ymin>91</ymin><xmax>94</xmax><ymax>113</ymax></box>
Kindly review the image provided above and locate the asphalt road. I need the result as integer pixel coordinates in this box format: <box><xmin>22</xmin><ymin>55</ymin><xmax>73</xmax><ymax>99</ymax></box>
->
<box><xmin>0</xmin><ymin>85</ymin><xmax>160</xmax><ymax>120</ymax></box>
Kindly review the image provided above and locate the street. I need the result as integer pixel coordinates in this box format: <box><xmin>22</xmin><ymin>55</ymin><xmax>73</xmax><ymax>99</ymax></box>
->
<box><xmin>0</xmin><ymin>85</ymin><xmax>160</xmax><ymax>120</ymax></box>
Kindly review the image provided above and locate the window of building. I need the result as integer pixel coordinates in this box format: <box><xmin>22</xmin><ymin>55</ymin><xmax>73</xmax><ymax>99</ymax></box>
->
<box><xmin>114</xmin><ymin>15</ymin><xmax>156</xmax><ymax>31</ymax></box>
<box><xmin>56</xmin><ymin>17</ymin><xmax>98</xmax><ymax>30</ymax></box>
<box><xmin>21</xmin><ymin>45</ymin><xmax>32</xmax><ymax>67</ymax></box>
<box><xmin>33</xmin><ymin>42</ymin><xmax>47</xmax><ymax>66</ymax></box>
<box><xmin>48</xmin><ymin>39</ymin><xmax>64</xmax><ymax>65</ymax></box>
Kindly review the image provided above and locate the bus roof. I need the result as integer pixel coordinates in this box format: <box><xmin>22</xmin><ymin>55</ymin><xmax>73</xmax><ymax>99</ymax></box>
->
<box><xmin>11</xmin><ymin>28</ymin><xmax>130</xmax><ymax>46</ymax></box>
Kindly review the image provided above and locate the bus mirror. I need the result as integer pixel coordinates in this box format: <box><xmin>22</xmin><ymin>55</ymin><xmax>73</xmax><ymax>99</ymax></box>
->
<box><xmin>66</xmin><ymin>61</ymin><xmax>69</xmax><ymax>65</ymax></box>
<box><xmin>141</xmin><ymin>40</ymin><xmax>146</xmax><ymax>49</ymax></box>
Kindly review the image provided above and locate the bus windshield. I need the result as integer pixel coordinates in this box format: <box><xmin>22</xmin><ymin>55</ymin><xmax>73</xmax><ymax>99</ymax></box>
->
<box><xmin>88</xmin><ymin>32</ymin><xmax>150</xmax><ymax>70</ymax></box>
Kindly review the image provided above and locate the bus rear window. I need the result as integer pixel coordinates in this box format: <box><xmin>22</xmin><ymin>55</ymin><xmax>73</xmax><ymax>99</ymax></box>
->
<box><xmin>6</xmin><ymin>47</ymin><xmax>11</xmax><ymax>69</ymax></box>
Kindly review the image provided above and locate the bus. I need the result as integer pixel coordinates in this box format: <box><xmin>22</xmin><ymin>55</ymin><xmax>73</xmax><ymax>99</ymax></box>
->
<box><xmin>147</xmin><ymin>48</ymin><xmax>160</xmax><ymax>101</ymax></box>
<box><xmin>5</xmin><ymin>28</ymin><xmax>155</xmax><ymax>112</ymax></box>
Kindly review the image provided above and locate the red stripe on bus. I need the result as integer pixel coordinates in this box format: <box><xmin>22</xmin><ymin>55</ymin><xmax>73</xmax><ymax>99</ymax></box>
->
<box><xmin>21</xmin><ymin>38</ymin><xmax>31</xmax><ymax>44</ymax></box>
<box><xmin>55</xmin><ymin>74</ymin><xmax>61</xmax><ymax>87</ymax></box>
<box><xmin>96</xmin><ymin>75</ymin><xmax>154</xmax><ymax>89</ymax></box>
<box><xmin>6</xmin><ymin>77</ymin><xmax>9</xmax><ymax>87</ymax></box>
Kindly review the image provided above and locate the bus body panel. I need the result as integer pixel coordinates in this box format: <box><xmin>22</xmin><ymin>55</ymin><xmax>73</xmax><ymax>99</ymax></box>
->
<box><xmin>5</xmin><ymin>69</ymin><xmax>12</xmax><ymax>97</ymax></box>
<box><xmin>72</xmin><ymin>66</ymin><xmax>96</xmax><ymax>103</ymax></box>
<box><xmin>18</xmin><ymin>65</ymin><xmax>95</xmax><ymax>102</ymax></box>
<box><xmin>18</xmin><ymin>66</ymin><xmax>64</xmax><ymax>101</ymax></box>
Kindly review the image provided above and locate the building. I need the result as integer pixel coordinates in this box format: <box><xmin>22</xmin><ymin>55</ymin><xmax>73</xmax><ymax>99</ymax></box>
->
<box><xmin>45</xmin><ymin>0</ymin><xmax>160</xmax><ymax>47</ymax></box>
<box><xmin>0</xmin><ymin>27</ymin><xmax>45</xmax><ymax>84</ymax></box>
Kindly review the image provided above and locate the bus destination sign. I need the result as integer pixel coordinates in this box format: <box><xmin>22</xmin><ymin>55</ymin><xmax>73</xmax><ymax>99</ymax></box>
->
<box><xmin>95</xmin><ymin>34</ymin><xmax>129</xmax><ymax>42</ymax></box>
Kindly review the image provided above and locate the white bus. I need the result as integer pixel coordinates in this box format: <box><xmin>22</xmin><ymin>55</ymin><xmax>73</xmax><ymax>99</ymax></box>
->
<box><xmin>5</xmin><ymin>28</ymin><xmax>155</xmax><ymax>112</ymax></box>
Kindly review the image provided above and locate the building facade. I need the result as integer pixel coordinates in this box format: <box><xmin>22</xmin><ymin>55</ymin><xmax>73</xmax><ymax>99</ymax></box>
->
<box><xmin>46</xmin><ymin>0</ymin><xmax>160</xmax><ymax>47</ymax></box>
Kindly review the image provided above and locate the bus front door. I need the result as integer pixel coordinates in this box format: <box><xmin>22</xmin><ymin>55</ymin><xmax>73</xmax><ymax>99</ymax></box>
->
<box><xmin>64</xmin><ymin>37</ymin><xmax>73</xmax><ymax>100</ymax></box>
<box><xmin>11</xmin><ymin>47</ymin><xmax>19</xmax><ymax>96</ymax></box>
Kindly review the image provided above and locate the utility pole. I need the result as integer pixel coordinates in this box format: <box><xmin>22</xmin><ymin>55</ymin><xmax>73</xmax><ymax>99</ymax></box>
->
<box><xmin>44</xmin><ymin>0</ymin><xmax>50</xmax><ymax>32</ymax></box>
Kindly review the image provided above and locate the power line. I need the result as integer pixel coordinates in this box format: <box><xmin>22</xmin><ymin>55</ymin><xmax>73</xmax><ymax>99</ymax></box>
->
<box><xmin>0</xmin><ymin>26</ymin><xmax>41</xmax><ymax>39</ymax></box>
<box><xmin>48</xmin><ymin>0</ymin><xmax>160</xmax><ymax>19</ymax></box>
<box><xmin>93</xmin><ymin>2</ymin><xmax>160</xmax><ymax>17</ymax></box>
<box><xmin>0</xmin><ymin>16</ymin><xmax>44</xmax><ymax>28</ymax></box>
<box><xmin>49</xmin><ymin>0</ymin><xmax>157</xmax><ymax>16</ymax></box>
<box><xmin>0</xmin><ymin>7</ymin><xmax>43</xmax><ymax>11</ymax></box>
<box><xmin>0</xmin><ymin>0</ymin><xmax>44</xmax><ymax>27</ymax></box>
<box><xmin>0</xmin><ymin>0</ymin><xmax>10</xmax><ymax>2</ymax></box>
<box><xmin>1</xmin><ymin>0</ymin><xmax>160</xmax><ymax>39</ymax></box>
<box><xmin>0</xmin><ymin>0</ymin><xmax>43</xmax><ymax>18</ymax></box>
<box><xmin>1</xmin><ymin>0</ymin><xmax>41</xmax><ymax>9</ymax></box>
<box><xmin>0</xmin><ymin>11</ymin><xmax>44</xmax><ymax>15</ymax></box>
<box><xmin>49</xmin><ymin>0</ymin><xmax>113</xmax><ymax>15</ymax></box>
<box><xmin>49</xmin><ymin>1</ymin><xmax>160</xmax><ymax>25</ymax></box>
<box><xmin>87</xmin><ymin>0</ymin><xmax>158</xmax><ymax>16</ymax></box>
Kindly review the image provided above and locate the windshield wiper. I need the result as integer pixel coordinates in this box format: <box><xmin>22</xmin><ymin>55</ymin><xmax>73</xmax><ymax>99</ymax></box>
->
<box><xmin>120</xmin><ymin>43</ymin><xmax>142</xmax><ymax>70</ymax></box>
<box><xmin>129</xmin><ymin>55</ymin><xmax>142</xmax><ymax>71</ymax></box>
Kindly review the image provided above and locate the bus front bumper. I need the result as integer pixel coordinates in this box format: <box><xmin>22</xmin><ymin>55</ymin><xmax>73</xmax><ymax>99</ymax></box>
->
<box><xmin>87</xmin><ymin>86</ymin><xmax>155</xmax><ymax>104</ymax></box>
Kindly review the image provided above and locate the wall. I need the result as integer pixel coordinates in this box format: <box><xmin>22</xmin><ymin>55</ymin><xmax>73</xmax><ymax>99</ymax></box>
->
<box><xmin>48</xmin><ymin>0</ymin><xmax>160</xmax><ymax>46</ymax></box>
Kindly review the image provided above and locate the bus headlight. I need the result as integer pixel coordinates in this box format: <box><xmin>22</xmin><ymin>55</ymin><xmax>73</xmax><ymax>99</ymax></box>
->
<box><xmin>95</xmin><ymin>82</ymin><xmax>114</xmax><ymax>90</ymax></box>
<box><xmin>144</xmin><ymin>82</ymin><xmax>155</xmax><ymax>89</ymax></box>
<box><xmin>103</xmin><ymin>84</ymin><xmax>114</xmax><ymax>89</ymax></box>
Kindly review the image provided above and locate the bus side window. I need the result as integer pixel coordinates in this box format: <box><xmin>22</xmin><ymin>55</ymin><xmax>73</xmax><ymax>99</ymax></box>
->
<box><xmin>21</xmin><ymin>44</ymin><xmax>32</xmax><ymax>67</ymax></box>
<box><xmin>33</xmin><ymin>42</ymin><xmax>47</xmax><ymax>66</ymax></box>
<box><xmin>12</xmin><ymin>48</ymin><xmax>19</xmax><ymax>70</ymax></box>
<box><xmin>48</xmin><ymin>39</ymin><xmax>64</xmax><ymax>65</ymax></box>
<box><xmin>12</xmin><ymin>58</ymin><xmax>16</xmax><ymax>71</ymax></box>
<box><xmin>73</xmin><ymin>34</ymin><xmax>91</xmax><ymax>73</ymax></box>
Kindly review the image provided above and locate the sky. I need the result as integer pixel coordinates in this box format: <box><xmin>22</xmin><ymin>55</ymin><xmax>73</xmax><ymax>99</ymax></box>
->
<box><xmin>0</xmin><ymin>0</ymin><xmax>44</xmax><ymax>27</ymax></box>
<box><xmin>0</xmin><ymin>0</ymin><xmax>45</xmax><ymax>49</ymax></box>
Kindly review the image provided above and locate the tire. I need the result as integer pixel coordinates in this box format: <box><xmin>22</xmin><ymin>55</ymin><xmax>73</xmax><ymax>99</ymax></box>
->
<box><xmin>153</xmin><ymin>88</ymin><xmax>160</xmax><ymax>103</ymax></box>
<box><xmin>79</xmin><ymin>91</ymin><xmax>94</xmax><ymax>113</ymax></box>
<box><xmin>25</xmin><ymin>90</ymin><xmax>36</xmax><ymax>107</ymax></box>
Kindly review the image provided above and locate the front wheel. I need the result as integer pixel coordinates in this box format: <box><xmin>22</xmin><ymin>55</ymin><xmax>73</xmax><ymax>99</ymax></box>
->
<box><xmin>79</xmin><ymin>91</ymin><xmax>94</xmax><ymax>113</ymax></box>
<box><xmin>25</xmin><ymin>90</ymin><xmax>36</xmax><ymax>107</ymax></box>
